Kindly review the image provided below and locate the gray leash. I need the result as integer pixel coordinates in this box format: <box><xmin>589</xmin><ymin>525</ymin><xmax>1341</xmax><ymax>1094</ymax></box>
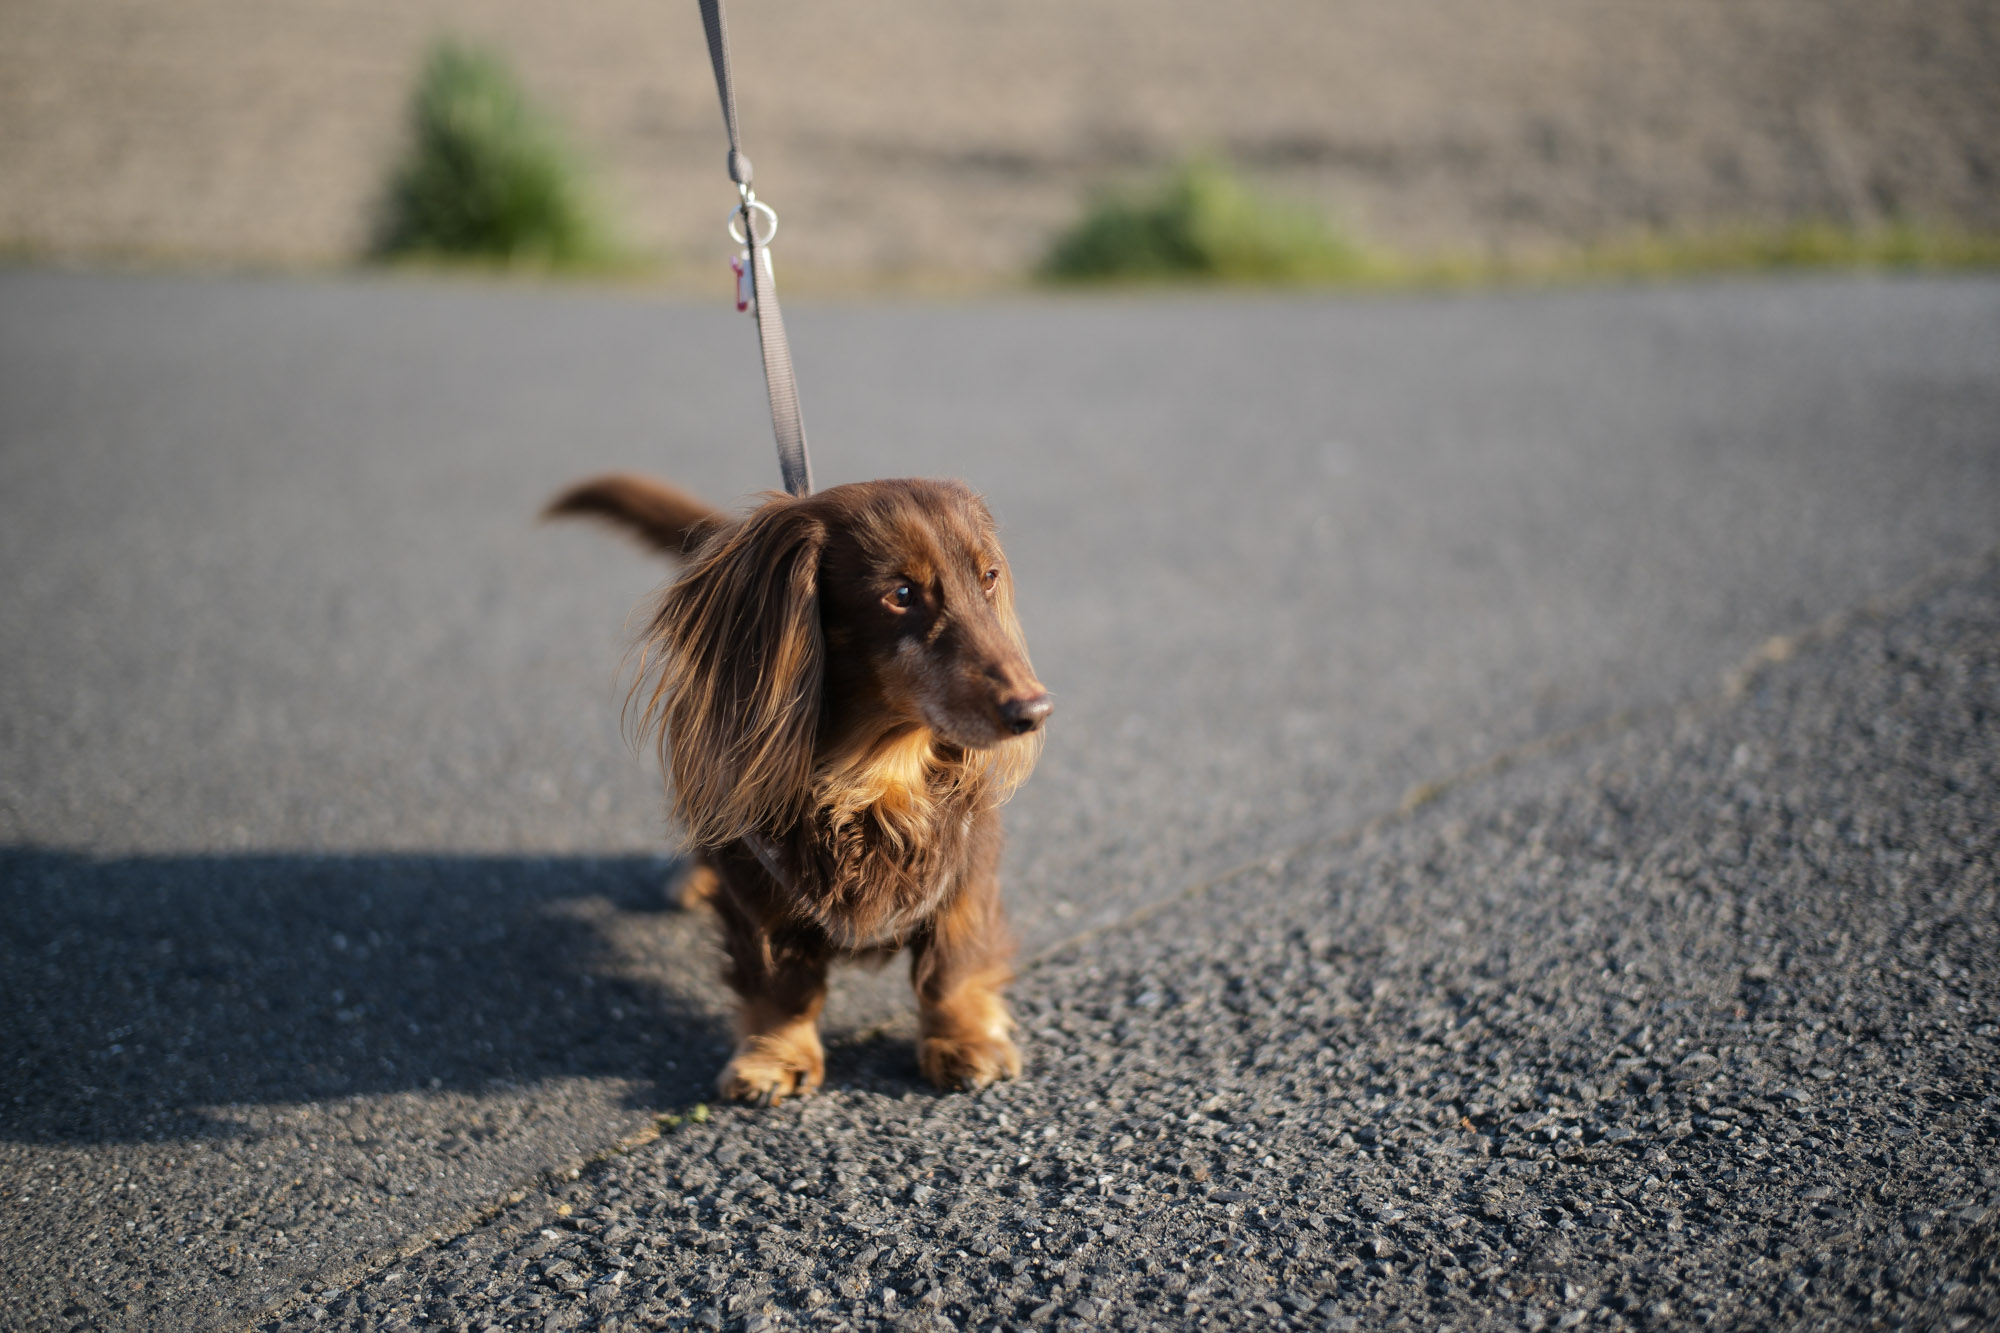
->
<box><xmin>696</xmin><ymin>0</ymin><xmax>814</xmax><ymax>498</ymax></box>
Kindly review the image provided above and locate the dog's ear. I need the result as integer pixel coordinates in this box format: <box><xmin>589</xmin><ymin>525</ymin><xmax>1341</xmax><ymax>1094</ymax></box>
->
<box><xmin>640</xmin><ymin>497</ymin><xmax>826</xmax><ymax>847</ymax></box>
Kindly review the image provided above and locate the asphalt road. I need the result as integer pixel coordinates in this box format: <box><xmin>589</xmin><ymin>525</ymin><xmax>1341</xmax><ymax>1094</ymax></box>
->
<box><xmin>2</xmin><ymin>270</ymin><xmax>1997</xmax><ymax>1331</ymax></box>
<box><xmin>261</xmin><ymin>502</ymin><xmax>2000</xmax><ymax>1333</ymax></box>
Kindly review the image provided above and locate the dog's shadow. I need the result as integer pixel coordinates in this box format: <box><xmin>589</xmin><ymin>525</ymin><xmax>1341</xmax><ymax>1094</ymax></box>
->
<box><xmin>0</xmin><ymin>845</ymin><xmax>750</xmax><ymax>1146</ymax></box>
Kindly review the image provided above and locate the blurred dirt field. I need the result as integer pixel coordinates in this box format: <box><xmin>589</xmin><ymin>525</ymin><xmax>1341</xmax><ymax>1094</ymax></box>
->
<box><xmin>2</xmin><ymin>0</ymin><xmax>1997</xmax><ymax>282</ymax></box>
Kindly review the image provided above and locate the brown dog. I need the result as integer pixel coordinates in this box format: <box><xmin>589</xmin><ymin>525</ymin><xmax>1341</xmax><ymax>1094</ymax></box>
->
<box><xmin>546</xmin><ymin>474</ymin><xmax>1051</xmax><ymax>1103</ymax></box>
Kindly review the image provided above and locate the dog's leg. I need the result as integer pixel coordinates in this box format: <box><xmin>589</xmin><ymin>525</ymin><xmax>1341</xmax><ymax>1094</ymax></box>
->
<box><xmin>714</xmin><ymin>905</ymin><xmax>829</xmax><ymax>1106</ymax></box>
<box><xmin>721</xmin><ymin>983</ymin><xmax>827</xmax><ymax>1107</ymax></box>
<box><xmin>909</xmin><ymin>871</ymin><xmax>1022</xmax><ymax>1092</ymax></box>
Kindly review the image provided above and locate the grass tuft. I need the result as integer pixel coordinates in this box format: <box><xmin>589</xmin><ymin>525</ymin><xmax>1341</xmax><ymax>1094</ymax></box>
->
<box><xmin>374</xmin><ymin>40</ymin><xmax>620</xmax><ymax>270</ymax></box>
<box><xmin>1535</xmin><ymin>223</ymin><xmax>2000</xmax><ymax>282</ymax></box>
<box><xmin>1041</xmin><ymin>158</ymin><xmax>1370</xmax><ymax>284</ymax></box>
<box><xmin>1040</xmin><ymin>157</ymin><xmax>2000</xmax><ymax>291</ymax></box>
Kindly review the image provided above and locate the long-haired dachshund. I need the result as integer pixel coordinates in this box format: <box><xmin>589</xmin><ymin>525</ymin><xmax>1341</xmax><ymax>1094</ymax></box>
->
<box><xmin>546</xmin><ymin>474</ymin><xmax>1050</xmax><ymax>1104</ymax></box>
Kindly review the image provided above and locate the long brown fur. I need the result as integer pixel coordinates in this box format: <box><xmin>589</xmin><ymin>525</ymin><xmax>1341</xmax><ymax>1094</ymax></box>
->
<box><xmin>542</xmin><ymin>474</ymin><xmax>721</xmax><ymax>556</ymax></box>
<box><xmin>548</xmin><ymin>473</ymin><xmax>1051</xmax><ymax>1103</ymax></box>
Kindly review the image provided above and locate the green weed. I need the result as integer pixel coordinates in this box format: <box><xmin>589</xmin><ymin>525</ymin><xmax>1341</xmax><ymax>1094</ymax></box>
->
<box><xmin>1041</xmin><ymin>158</ymin><xmax>1370</xmax><ymax>284</ymax></box>
<box><xmin>375</xmin><ymin>40</ymin><xmax>619</xmax><ymax>270</ymax></box>
<box><xmin>1040</xmin><ymin>157</ymin><xmax>2000</xmax><ymax>290</ymax></box>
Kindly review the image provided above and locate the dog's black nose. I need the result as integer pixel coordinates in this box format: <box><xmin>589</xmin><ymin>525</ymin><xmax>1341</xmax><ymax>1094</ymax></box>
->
<box><xmin>1000</xmin><ymin>693</ymin><xmax>1053</xmax><ymax>735</ymax></box>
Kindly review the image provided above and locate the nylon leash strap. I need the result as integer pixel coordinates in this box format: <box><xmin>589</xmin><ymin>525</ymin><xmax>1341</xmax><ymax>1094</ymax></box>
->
<box><xmin>697</xmin><ymin>0</ymin><xmax>813</xmax><ymax>498</ymax></box>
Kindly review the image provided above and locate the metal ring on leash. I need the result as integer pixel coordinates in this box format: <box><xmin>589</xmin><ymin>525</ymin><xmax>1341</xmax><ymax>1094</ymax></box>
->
<box><xmin>728</xmin><ymin>199</ymin><xmax>779</xmax><ymax>247</ymax></box>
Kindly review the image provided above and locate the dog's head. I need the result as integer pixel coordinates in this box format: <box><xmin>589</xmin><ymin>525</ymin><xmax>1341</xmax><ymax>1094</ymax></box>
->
<box><xmin>642</xmin><ymin>479</ymin><xmax>1049</xmax><ymax>846</ymax></box>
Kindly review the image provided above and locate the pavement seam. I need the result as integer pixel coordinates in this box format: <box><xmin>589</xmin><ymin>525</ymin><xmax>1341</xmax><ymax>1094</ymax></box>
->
<box><xmin>236</xmin><ymin>1114</ymin><xmax>687</xmax><ymax>1332</ymax></box>
<box><xmin>238</xmin><ymin>542</ymin><xmax>2000</xmax><ymax>1331</ymax></box>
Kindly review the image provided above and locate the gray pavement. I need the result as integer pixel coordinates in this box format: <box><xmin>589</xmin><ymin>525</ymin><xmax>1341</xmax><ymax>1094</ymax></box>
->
<box><xmin>261</xmin><ymin>505</ymin><xmax>2000</xmax><ymax>1333</ymax></box>
<box><xmin>2</xmin><ymin>270</ymin><xmax>1998</xmax><ymax>1331</ymax></box>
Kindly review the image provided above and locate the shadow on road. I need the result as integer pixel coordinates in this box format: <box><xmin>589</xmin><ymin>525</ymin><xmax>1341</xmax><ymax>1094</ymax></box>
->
<box><xmin>0</xmin><ymin>847</ymin><xmax>729</xmax><ymax>1145</ymax></box>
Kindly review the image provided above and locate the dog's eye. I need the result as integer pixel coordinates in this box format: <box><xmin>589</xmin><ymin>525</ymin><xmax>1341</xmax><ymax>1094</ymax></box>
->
<box><xmin>887</xmin><ymin>582</ymin><xmax>915</xmax><ymax>609</ymax></box>
<box><xmin>981</xmin><ymin>568</ymin><xmax>999</xmax><ymax>593</ymax></box>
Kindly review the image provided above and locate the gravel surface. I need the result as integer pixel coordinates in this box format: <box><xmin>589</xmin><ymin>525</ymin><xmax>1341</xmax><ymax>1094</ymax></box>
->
<box><xmin>254</xmin><ymin>559</ymin><xmax>1999</xmax><ymax>1333</ymax></box>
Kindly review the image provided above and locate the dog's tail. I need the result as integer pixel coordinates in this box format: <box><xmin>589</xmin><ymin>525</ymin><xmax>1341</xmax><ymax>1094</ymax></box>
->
<box><xmin>542</xmin><ymin>474</ymin><xmax>724</xmax><ymax>558</ymax></box>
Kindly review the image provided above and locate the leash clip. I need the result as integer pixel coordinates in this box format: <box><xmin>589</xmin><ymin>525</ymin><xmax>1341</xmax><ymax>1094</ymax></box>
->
<box><xmin>726</xmin><ymin>198</ymin><xmax>779</xmax><ymax>316</ymax></box>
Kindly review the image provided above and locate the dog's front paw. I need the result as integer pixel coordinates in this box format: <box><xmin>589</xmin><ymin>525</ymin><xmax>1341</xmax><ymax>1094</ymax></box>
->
<box><xmin>918</xmin><ymin>1032</ymin><xmax>1022</xmax><ymax>1092</ymax></box>
<box><xmin>717</xmin><ymin>1033</ymin><xmax>823</xmax><ymax>1107</ymax></box>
